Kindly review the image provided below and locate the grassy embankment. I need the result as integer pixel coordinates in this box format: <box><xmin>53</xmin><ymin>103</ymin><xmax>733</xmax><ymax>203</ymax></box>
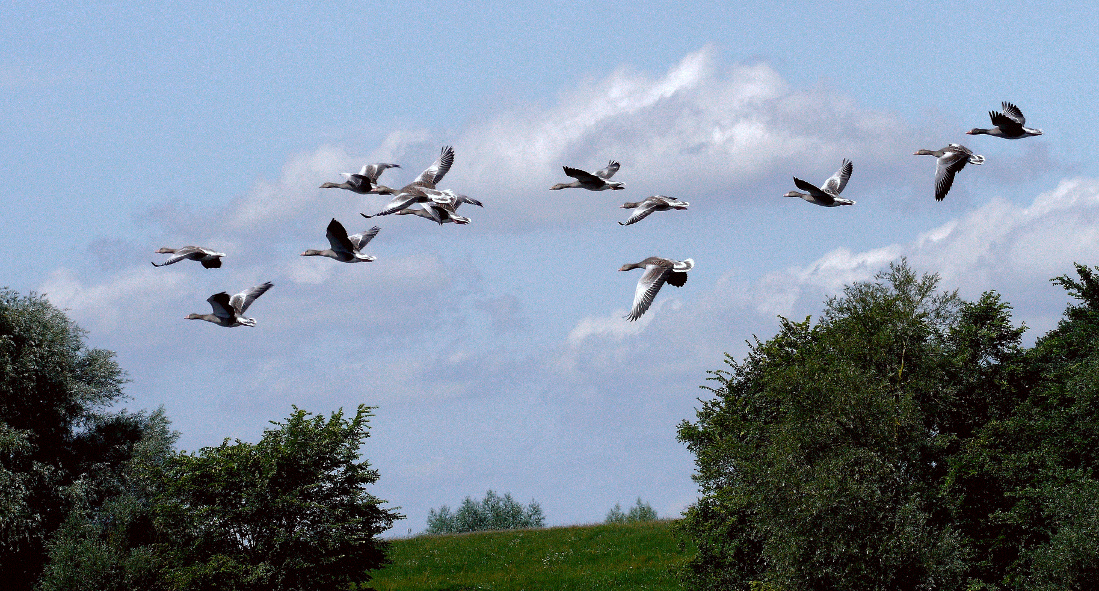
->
<box><xmin>367</xmin><ymin>519</ymin><xmax>694</xmax><ymax>591</ymax></box>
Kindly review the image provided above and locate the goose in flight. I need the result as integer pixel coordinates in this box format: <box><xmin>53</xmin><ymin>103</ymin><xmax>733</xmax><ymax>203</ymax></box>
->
<box><xmin>784</xmin><ymin>159</ymin><xmax>855</xmax><ymax>207</ymax></box>
<box><xmin>619</xmin><ymin>257</ymin><xmax>694</xmax><ymax>321</ymax></box>
<box><xmin>619</xmin><ymin>195</ymin><xmax>689</xmax><ymax>226</ymax></box>
<box><xmin>186</xmin><ymin>282</ymin><xmax>273</xmax><ymax>327</ymax></box>
<box><xmin>913</xmin><ymin>144</ymin><xmax>984</xmax><ymax>201</ymax></box>
<box><xmin>389</xmin><ymin>192</ymin><xmax>482</xmax><ymax>224</ymax></box>
<box><xmin>967</xmin><ymin>102</ymin><xmax>1042</xmax><ymax>139</ymax></box>
<box><xmin>551</xmin><ymin>160</ymin><xmax>624</xmax><ymax>190</ymax></box>
<box><xmin>363</xmin><ymin>187</ymin><xmax>478</xmax><ymax>220</ymax></box>
<box><xmin>320</xmin><ymin>162</ymin><xmax>401</xmax><ymax>194</ymax></box>
<box><xmin>301</xmin><ymin>219</ymin><xmax>379</xmax><ymax>262</ymax></box>
<box><xmin>151</xmin><ymin>246</ymin><xmax>225</xmax><ymax>269</ymax></box>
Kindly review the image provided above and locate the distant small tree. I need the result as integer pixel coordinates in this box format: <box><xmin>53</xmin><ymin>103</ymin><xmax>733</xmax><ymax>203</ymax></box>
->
<box><xmin>606</xmin><ymin>498</ymin><xmax>658</xmax><ymax>524</ymax></box>
<box><xmin>425</xmin><ymin>490</ymin><xmax>544</xmax><ymax>534</ymax></box>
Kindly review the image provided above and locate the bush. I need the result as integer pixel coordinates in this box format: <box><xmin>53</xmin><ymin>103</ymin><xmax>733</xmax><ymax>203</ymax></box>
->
<box><xmin>426</xmin><ymin>490</ymin><xmax>545</xmax><ymax>534</ymax></box>
<box><xmin>605</xmin><ymin>498</ymin><xmax>658</xmax><ymax>524</ymax></box>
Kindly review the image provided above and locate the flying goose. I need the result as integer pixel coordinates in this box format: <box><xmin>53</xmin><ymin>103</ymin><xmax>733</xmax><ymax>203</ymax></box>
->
<box><xmin>967</xmin><ymin>102</ymin><xmax>1042</xmax><ymax>139</ymax></box>
<box><xmin>619</xmin><ymin>257</ymin><xmax>694</xmax><ymax>321</ymax></box>
<box><xmin>784</xmin><ymin>159</ymin><xmax>855</xmax><ymax>207</ymax></box>
<box><xmin>186</xmin><ymin>282</ymin><xmax>273</xmax><ymax>327</ymax></box>
<box><xmin>301</xmin><ymin>219</ymin><xmax>380</xmax><ymax>262</ymax></box>
<box><xmin>389</xmin><ymin>192</ymin><xmax>483</xmax><ymax>224</ymax></box>
<box><xmin>320</xmin><ymin>162</ymin><xmax>401</xmax><ymax>194</ymax></box>
<box><xmin>363</xmin><ymin>187</ymin><xmax>479</xmax><ymax>220</ymax></box>
<box><xmin>151</xmin><ymin>246</ymin><xmax>226</xmax><ymax>269</ymax></box>
<box><xmin>619</xmin><ymin>195</ymin><xmax>690</xmax><ymax>226</ymax></box>
<box><xmin>550</xmin><ymin>160</ymin><xmax>624</xmax><ymax>191</ymax></box>
<box><xmin>913</xmin><ymin>144</ymin><xmax>984</xmax><ymax>201</ymax></box>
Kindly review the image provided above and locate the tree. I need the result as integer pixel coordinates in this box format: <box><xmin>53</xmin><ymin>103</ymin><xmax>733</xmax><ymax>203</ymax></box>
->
<box><xmin>425</xmin><ymin>490</ymin><xmax>545</xmax><ymax>534</ymax></box>
<box><xmin>0</xmin><ymin>289</ymin><xmax>137</xmax><ymax>591</ymax></box>
<box><xmin>945</xmin><ymin>263</ymin><xmax>1099</xmax><ymax>589</ymax></box>
<box><xmin>605</xmin><ymin>498</ymin><xmax>658</xmax><ymax>524</ymax></box>
<box><xmin>151</xmin><ymin>405</ymin><xmax>401</xmax><ymax>591</ymax></box>
<box><xmin>677</xmin><ymin>262</ymin><xmax>1024</xmax><ymax>590</ymax></box>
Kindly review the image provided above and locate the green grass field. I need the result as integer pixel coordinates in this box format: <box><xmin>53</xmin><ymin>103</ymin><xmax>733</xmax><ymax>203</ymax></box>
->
<box><xmin>365</xmin><ymin>519</ymin><xmax>694</xmax><ymax>591</ymax></box>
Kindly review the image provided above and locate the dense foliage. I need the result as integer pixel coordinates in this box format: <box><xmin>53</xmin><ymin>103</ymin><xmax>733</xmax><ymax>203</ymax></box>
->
<box><xmin>0</xmin><ymin>290</ymin><xmax>399</xmax><ymax>590</ymax></box>
<box><xmin>605</xmin><ymin>498</ymin><xmax>658</xmax><ymax>524</ymax></box>
<box><xmin>0</xmin><ymin>289</ymin><xmax>141</xmax><ymax>591</ymax></box>
<box><xmin>677</xmin><ymin>261</ymin><xmax>1099</xmax><ymax>590</ymax></box>
<box><xmin>149</xmin><ymin>405</ymin><xmax>401</xmax><ymax>591</ymax></box>
<box><xmin>425</xmin><ymin>490</ymin><xmax>545</xmax><ymax>534</ymax></box>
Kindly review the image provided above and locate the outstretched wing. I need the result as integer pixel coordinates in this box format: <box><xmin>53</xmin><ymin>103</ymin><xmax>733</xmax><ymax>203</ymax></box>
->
<box><xmin>594</xmin><ymin>160</ymin><xmax>620</xmax><ymax>179</ymax></box>
<box><xmin>413</xmin><ymin>146</ymin><xmax>454</xmax><ymax>187</ymax></box>
<box><xmin>793</xmin><ymin>177</ymin><xmax>835</xmax><ymax>205</ymax></box>
<box><xmin>626</xmin><ymin>265</ymin><xmax>670</xmax><ymax>321</ymax></box>
<box><xmin>620</xmin><ymin>200</ymin><xmax>660</xmax><ymax>226</ymax></box>
<box><xmin>348</xmin><ymin>226</ymin><xmax>380</xmax><ymax>251</ymax></box>
<box><xmin>821</xmin><ymin>159</ymin><xmax>853</xmax><ymax>196</ymax></box>
<box><xmin>230</xmin><ymin>282</ymin><xmax>273</xmax><ymax>314</ymax></box>
<box><xmin>206</xmin><ymin>292</ymin><xmax>235</xmax><ymax>319</ymax></box>
<box><xmin>362</xmin><ymin>163</ymin><xmax>400</xmax><ymax>182</ymax></box>
<box><xmin>1000</xmin><ymin>102</ymin><xmax>1026</xmax><ymax>125</ymax></box>
<box><xmin>563</xmin><ymin>166</ymin><xmax>603</xmax><ymax>185</ymax></box>
<box><xmin>934</xmin><ymin>150</ymin><xmax>971</xmax><ymax>201</ymax></box>
<box><xmin>325</xmin><ymin>218</ymin><xmax>357</xmax><ymax>256</ymax></box>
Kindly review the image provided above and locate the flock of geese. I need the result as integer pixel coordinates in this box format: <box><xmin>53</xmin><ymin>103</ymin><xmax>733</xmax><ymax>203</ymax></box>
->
<box><xmin>154</xmin><ymin>102</ymin><xmax>1042</xmax><ymax>327</ymax></box>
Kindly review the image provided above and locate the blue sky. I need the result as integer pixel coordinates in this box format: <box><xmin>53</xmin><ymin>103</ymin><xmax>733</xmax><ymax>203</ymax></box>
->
<box><xmin>4</xmin><ymin>2</ymin><xmax>1099</xmax><ymax>533</ymax></box>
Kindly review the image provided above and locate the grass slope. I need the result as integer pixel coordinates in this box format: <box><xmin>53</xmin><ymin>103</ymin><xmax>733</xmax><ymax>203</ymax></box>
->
<box><xmin>367</xmin><ymin>519</ymin><xmax>694</xmax><ymax>591</ymax></box>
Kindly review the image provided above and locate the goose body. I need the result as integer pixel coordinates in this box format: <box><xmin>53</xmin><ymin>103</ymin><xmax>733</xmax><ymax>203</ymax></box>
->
<box><xmin>320</xmin><ymin>162</ymin><xmax>401</xmax><ymax>194</ymax></box>
<box><xmin>967</xmin><ymin>102</ymin><xmax>1042</xmax><ymax>139</ymax></box>
<box><xmin>784</xmin><ymin>159</ymin><xmax>855</xmax><ymax>207</ymax></box>
<box><xmin>302</xmin><ymin>219</ymin><xmax>379</xmax><ymax>262</ymax></box>
<box><xmin>619</xmin><ymin>195</ymin><xmax>689</xmax><ymax>226</ymax></box>
<box><xmin>186</xmin><ymin>282</ymin><xmax>273</xmax><ymax>327</ymax></box>
<box><xmin>618</xmin><ymin>257</ymin><xmax>694</xmax><ymax>321</ymax></box>
<box><xmin>913</xmin><ymin>144</ymin><xmax>984</xmax><ymax>201</ymax></box>
<box><xmin>551</xmin><ymin>160</ymin><xmax>624</xmax><ymax>191</ymax></box>
<box><xmin>151</xmin><ymin>246</ymin><xmax>225</xmax><ymax>268</ymax></box>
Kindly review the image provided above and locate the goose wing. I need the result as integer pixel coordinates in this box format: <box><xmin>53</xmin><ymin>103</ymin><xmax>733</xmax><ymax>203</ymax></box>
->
<box><xmin>206</xmin><ymin>292</ymin><xmax>236</xmax><ymax>319</ymax></box>
<box><xmin>348</xmin><ymin>226</ymin><xmax>380</xmax><ymax>251</ymax></box>
<box><xmin>230</xmin><ymin>282</ymin><xmax>273</xmax><ymax>314</ymax></box>
<box><xmin>627</xmin><ymin>264</ymin><xmax>671</xmax><ymax>321</ymax></box>
<box><xmin>1000</xmin><ymin>102</ymin><xmax>1026</xmax><ymax>125</ymax></box>
<box><xmin>989</xmin><ymin>110</ymin><xmax>1024</xmax><ymax>135</ymax></box>
<box><xmin>325</xmin><ymin>219</ymin><xmax>357</xmax><ymax>256</ymax></box>
<box><xmin>370</xmin><ymin>189</ymin><xmax>427</xmax><ymax>217</ymax></box>
<box><xmin>620</xmin><ymin>198</ymin><xmax>661</xmax><ymax>226</ymax></box>
<box><xmin>594</xmin><ymin>160</ymin><xmax>620</xmax><ymax>180</ymax></box>
<box><xmin>821</xmin><ymin>159</ymin><xmax>853</xmax><ymax>196</ymax></box>
<box><xmin>793</xmin><ymin>177</ymin><xmax>835</xmax><ymax>205</ymax></box>
<box><xmin>563</xmin><ymin>166</ymin><xmax>603</xmax><ymax>185</ymax></box>
<box><xmin>413</xmin><ymin>145</ymin><xmax>454</xmax><ymax>187</ymax></box>
<box><xmin>362</xmin><ymin>163</ymin><xmax>400</xmax><ymax>182</ymax></box>
<box><xmin>934</xmin><ymin>149</ymin><xmax>971</xmax><ymax>201</ymax></box>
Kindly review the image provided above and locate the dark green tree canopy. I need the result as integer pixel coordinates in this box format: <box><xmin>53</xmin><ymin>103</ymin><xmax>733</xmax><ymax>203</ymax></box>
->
<box><xmin>679</xmin><ymin>261</ymin><xmax>1099</xmax><ymax>591</ymax></box>
<box><xmin>154</xmin><ymin>405</ymin><xmax>401</xmax><ymax>591</ymax></box>
<box><xmin>1</xmin><ymin>289</ymin><xmax>136</xmax><ymax>591</ymax></box>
